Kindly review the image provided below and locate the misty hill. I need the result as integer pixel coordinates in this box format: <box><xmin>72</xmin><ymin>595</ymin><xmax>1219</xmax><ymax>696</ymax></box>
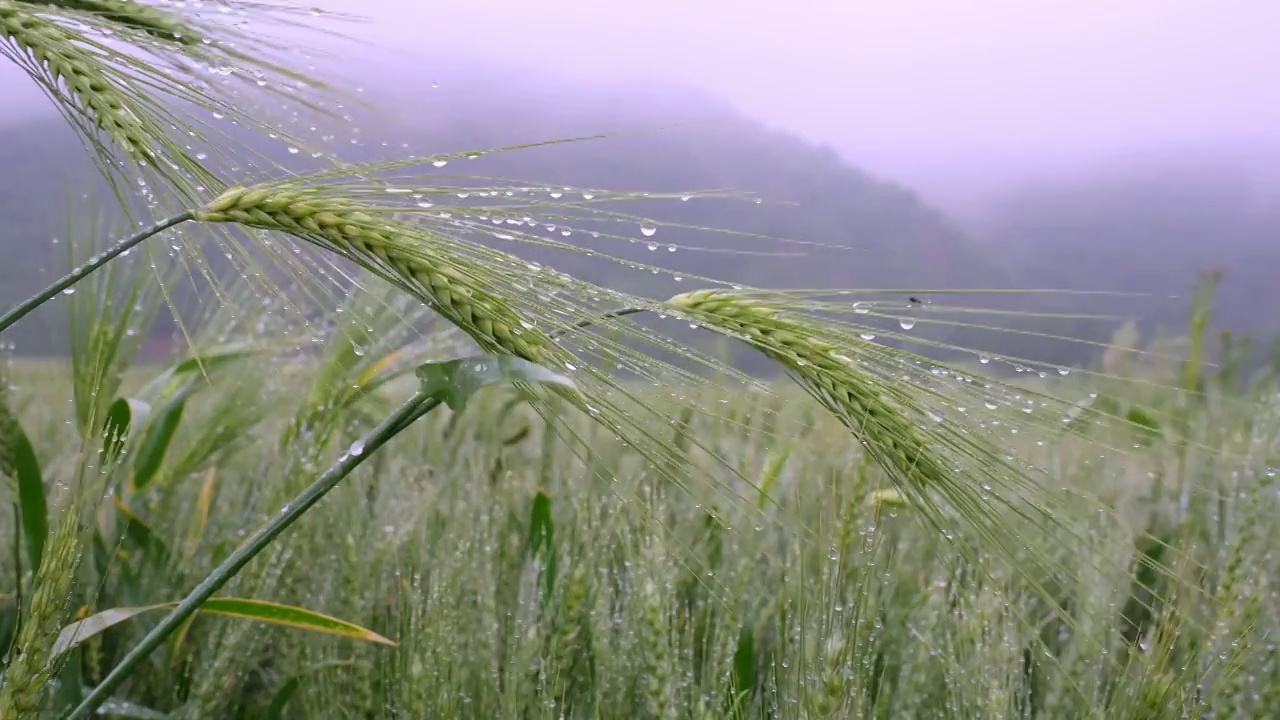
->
<box><xmin>2</xmin><ymin>66</ymin><xmax>1276</xmax><ymax>372</ymax></box>
<box><xmin>975</xmin><ymin>149</ymin><xmax>1280</xmax><ymax>363</ymax></box>
<box><xmin>0</xmin><ymin>76</ymin><xmax>1011</xmax><ymax>357</ymax></box>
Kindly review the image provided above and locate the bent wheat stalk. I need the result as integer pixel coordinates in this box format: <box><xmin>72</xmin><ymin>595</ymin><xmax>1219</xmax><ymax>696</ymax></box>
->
<box><xmin>65</xmin><ymin>392</ymin><xmax>445</xmax><ymax>720</ymax></box>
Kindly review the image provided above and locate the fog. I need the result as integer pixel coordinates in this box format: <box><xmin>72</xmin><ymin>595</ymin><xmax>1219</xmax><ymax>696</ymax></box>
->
<box><xmin>302</xmin><ymin>0</ymin><xmax>1280</xmax><ymax>215</ymax></box>
<box><xmin>2</xmin><ymin>1</ymin><xmax>1277</xmax><ymax>215</ymax></box>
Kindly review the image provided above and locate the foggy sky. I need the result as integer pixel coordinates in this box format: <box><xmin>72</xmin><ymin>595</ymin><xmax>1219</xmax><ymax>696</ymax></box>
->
<box><xmin>4</xmin><ymin>0</ymin><xmax>1279</xmax><ymax>212</ymax></box>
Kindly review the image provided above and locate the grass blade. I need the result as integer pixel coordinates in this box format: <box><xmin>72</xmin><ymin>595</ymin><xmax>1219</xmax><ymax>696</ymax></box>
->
<box><xmin>11</xmin><ymin>423</ymin><xmax>47</xmax><ymax>572</ymax></box>
<box><xmin>53</xmin><ymin>598</ymin><xmax>394</xmax><ymax>658</ymax></box>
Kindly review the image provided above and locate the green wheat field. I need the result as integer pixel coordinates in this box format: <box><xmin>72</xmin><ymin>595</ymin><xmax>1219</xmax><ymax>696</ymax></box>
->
<box><xmin>0</xmin><ymin>2</ymin><xmax>1278</xmax><ymax>719</ymax></box>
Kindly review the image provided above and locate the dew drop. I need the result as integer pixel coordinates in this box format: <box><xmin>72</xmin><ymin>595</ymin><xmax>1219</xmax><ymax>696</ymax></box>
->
<box><xmin>859</xmin><ymin>332</ymin><xmax>876</xmax><ymax>341</ymax></box>
<box><xmin>432</xmin><ymin>159</ymin><xmax>448</xmax><ymax>168</ymax></box>
<box><xmin>899</xmin><ymin>318</ymin><xmax>916</xmax><ymax>330</ymax></box>
<box><xmin>852</xmin><ymin>301</ymin><xmax>870</xmax><ymax>315</ymax></box>
<box><xmin>979</xmin><ymin>354</ymin><xmax>992</xmax><ymax>364</ymax></box>
<box><xmin>640</xmin><ymin>225</ymin><xmax>657</xmax><ymax>237</ymax></box>
<box><xmin>287</xmin><ymin>146</ymin><xmax>299</xmax><ymax>154</ymax></box>
<box><xmin>62</xmin><ymin>287</ymin><xmax>76</xmax><ymax>295</ymax></box>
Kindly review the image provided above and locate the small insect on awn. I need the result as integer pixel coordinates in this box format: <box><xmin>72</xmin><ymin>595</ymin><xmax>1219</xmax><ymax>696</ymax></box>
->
<box><xmin>908</xmin><ymin>296</ymin><xmax>923</xmax><ymax>306</ymax></box>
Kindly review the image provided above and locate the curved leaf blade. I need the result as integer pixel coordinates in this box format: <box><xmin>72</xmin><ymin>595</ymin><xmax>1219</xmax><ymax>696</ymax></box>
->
<box><xmin>54</xmin><ymin>598</ymin><xmax>394</xmax><ymax>658</ymax></box>
<box><xmin>54</xmin><ymin>606</ymin><xmax>160</xmax><ymax>658</ymax></box>
<box><xmin>102</xmin><ymin>397</ymin><xmax>151</xmax><ymax>465</ymax></box>
<box><xmin>131</xmin><ymin>384</ymin><xmax>192</xmax><ymax>491</ymax></box>
<box><xmin>196</xmin><ymin>598</ymin><xmax>395</xmax><ymax>646</ymax></box>
<box><xmin>416</xmin><ymin>355</ymin><xmax>577</xmax><ymax>411</ymax></box>
<box><xmin>12</xmin><ymin>426</ymin><xmax>48</xmax><ymax>572</ymax></box>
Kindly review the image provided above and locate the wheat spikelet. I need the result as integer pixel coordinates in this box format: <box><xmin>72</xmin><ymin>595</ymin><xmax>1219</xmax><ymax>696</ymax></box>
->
<box><xmin>0</xmin><ymin>513</ymin><xmax>81</xmax><ymax>718</ymax></box>
<box><xmin>635</xmin><ymin>544</ymin><xmax>675</xmax><ymax>718</ymax></box>
<box><xmin>32</xmin><ymin>0</ymin><xmax>195</xmax><ymax>43</ymax></box>
<box><xmin>0</xmin><ymin>2</ymin><xmax>155</xmax><ymax>157</ymax></box>
<box><xmin>664</xmin><ymin>289</ymin><xmax>951</xmax><ymax>492</ymax></box>
<box><xmin>196</xmin><ymin>186</ymin><xmax>557</xmax><ymax>364</ymax></box>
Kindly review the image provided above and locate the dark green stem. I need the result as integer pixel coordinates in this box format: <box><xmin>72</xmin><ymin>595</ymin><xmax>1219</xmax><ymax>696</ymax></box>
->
<box><xmin>0</xmin><ymin>212</ymin><xmax>192</xmax><ymax>335</ymax></box>
<box><xmin>64</xmin><ymin>392</ymin><xmax>442</xmax><ymax>720</ymax></box>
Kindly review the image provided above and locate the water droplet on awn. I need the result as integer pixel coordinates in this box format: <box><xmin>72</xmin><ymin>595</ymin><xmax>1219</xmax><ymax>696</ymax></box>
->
<box><xmin>640</xmin><ymin>225</ymin><xmax>657</xmax><ymax>237</ymax></box>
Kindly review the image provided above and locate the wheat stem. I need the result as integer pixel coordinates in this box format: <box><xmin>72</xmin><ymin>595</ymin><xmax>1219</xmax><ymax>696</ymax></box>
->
<box><xmin>0</xmin><ymin>212</ymin><xmax>191</xmax><ymax>335</ymax></box>
<box><xmin>63</xmin><ymin>392</ymin><xmax>443</xmax><ymax>720</ymax></box>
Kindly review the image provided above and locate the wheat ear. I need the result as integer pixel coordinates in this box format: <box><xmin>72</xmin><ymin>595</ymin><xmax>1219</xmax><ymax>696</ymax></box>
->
<box><xmin>0</xmin><ymin>2</ymin><xmax>156</xmax><ymax>157</ymax></box>
<box><xmin>664</xmin><ymin>289</ymin><xmax>952</xmax><ymax>491</ymax></box>
<box><xmin>29</xmin><ymin>0</ymin><xmax>195</xmax><ymax>43</ymax></box>
<box><xmin>196</xmin><ymin>187</ymin><xmax>557</xmax><ymax>363</ymax></box>
<box><xmin>0</xmin><ymin>512</ymin><xmax>81</xmax><ymax>718</ymax></box>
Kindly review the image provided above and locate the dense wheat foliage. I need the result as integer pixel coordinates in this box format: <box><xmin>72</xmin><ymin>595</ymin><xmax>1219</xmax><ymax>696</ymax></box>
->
<box><xmin>2</xmin><ymin>313</ymin><xmax>1278</xmax><ymax>717</ymax></box>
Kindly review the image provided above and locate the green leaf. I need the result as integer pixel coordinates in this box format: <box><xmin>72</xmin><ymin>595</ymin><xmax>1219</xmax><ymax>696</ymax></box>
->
<box><xmin>54</xmin><ymin>598</ymin><xmax>395</xmax><ymax>658</ymax></box>
<box><xmin>54</xmin><ymin>606</ymin><xmax>155</xmax><ymax>658</ymax></box>
<box><xmin>415</xmin><ymin>355</ymin><xmax>576</xmax><ymax>411</ymax></box>
<box><xmin>131</xmin><ymin>382</ymin><xmax>193</xmax><ymax>491</ymax></box>
<box><xmin>527</xmin><ymin>491</ymin><xmax>557</xmax><ymax>602</ymax></box>
<box><xmin>1126</xmin><ymin>407</ymin><xmax>1162</xmax><ymax>446</ymax></box>
<box><xmin>115</xmin><ymin>499</ymin><xmax>174</xmax><ymax>572</ymax></box>
<box><xmin>196</xmin><ymin>598</ymin><xmax>396</xmax><ymax>645</ymax></box>
<box><xmin>264</xmin><ymin>677</ymin><xmax>300</xmax><ymax>720</ymax></box>
<box><xmin>12</xmin><ymin>424</ymin><xmax>47</xmax><ymax>572</ymax></box>
<box><xmin>102</xmin><ymin>397</ymin><xmax>150</xmax><ymax>466</ymax></box>
<box><xmin>729</xmin><ymin>624</ymin><xmax>757</xmax><ymax>712</ymax></box>
<box><xmin>528</xmin><ymin>490</ymin><xmax>555</xmax><ymax>558</ymax></box>
<box><xmin>264</xmin><ymin>660</ymin><xmax>354</xmax><ymax>720</ymax></box>
<box><xmin>137</xmin><ymin>343</ymin><xmax>259</xmax><ymax>400</ymax></box>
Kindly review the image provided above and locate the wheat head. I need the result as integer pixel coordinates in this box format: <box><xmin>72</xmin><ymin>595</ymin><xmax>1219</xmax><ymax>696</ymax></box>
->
<box><xmin>31</xmin><ymin>0</ymin><xmax>195</xmax><ymax>43</ymax></box>
<box><xmin>664</xmin><ymin>289</ymin><xmax>951</xmax><ymax>492</ymax></box>
<box><xmin>0</xmin><ymin>513</ymin><xmax>81</xmax><ymax>718</ymax></box>
<box><xmin>196</xmin><ymin>186</ymin><xmax>557</xmax><ymax>364</ymax></box>
<box><xmin>0</xmin><ymin>2</ymin><xmax>156</xmax><ymax>157</ymax></box>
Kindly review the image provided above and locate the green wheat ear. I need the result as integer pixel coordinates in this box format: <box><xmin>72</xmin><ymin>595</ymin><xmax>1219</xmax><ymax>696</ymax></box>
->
<box><xmin>0</xmin><ymin>0</ymin><xmax>336</xmax><ymax>200</ymax></box>
<box><xmin>32</xmin><ymin>0</ymin><xmax>199</xmax><ymax>43</ymax></box>
<box><xmin>195</xmin><ymin>186</ymin><xmax>560</xmax><ymax>364</ymax></box>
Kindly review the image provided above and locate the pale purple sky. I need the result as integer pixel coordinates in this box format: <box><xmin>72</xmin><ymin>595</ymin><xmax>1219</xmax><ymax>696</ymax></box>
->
<box><xmin>308</xmin><ymin>0</ymin><xmax>1280</xmax><ymax>209</ymax></box>
<box><xmin>4</xmin><ymin>0</ymin><xmax>1278</xmax><ymax>210</ymax></box>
